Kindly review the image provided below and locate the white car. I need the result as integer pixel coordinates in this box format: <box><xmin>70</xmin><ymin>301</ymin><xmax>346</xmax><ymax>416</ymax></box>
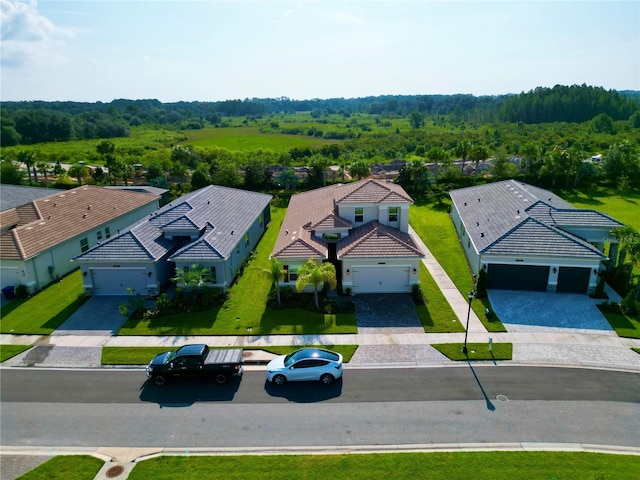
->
<box><xmin>266</xmin><ymin>348</ymin><xmax>343</xmax><ymax>385</ymax></box>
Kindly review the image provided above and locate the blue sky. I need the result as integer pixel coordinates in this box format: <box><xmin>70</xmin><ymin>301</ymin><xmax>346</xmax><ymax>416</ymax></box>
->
<box><xmin>1</xmin><ymin>0</ymin><xmax>638</xmax><ymax>102</ymax></box>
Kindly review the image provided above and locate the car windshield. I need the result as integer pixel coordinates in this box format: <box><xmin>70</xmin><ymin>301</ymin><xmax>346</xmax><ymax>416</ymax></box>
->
<box><xmin>164</xmin><ymin>351</ymin><xmax>177</xmax><ymax>363</ymax></box>
<box><xmin>283</xmin><ymin>349</ymin><xmax>338</xmax><ymax>367</ymax></box>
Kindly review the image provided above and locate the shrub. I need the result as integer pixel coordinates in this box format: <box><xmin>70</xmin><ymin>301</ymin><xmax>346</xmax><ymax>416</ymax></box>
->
<box><xmin>620</xmin><ymin>291</ymin><xmax>639</xmax><ymax>316</ymax></box>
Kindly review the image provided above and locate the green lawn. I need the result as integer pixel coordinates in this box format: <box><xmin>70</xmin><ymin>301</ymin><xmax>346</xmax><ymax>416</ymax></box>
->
<box><xmin>409</xmin><ymin>199</ymin><xmax>506</xmax><ymax>332</ymax></box>
<box><xmin>416</xmin><ymin>264</ymin><xmax>464</xmax><ymax>332</ymax></box>
<box><xmin>0</xmin><ymin>270</ymin><xmax>86</xmax><ymax>334</ymax></box>
<box><xmin>122</xmin><ymin>452</ymin><xmax>639</xmax><ymax>480</ymax></box>
<box><xmin>0</xmin><ymin>344</ymin><xmax>31</xmax><ymax>362</ymax></box>
<box><xmin>101</xmin><ymin>345</ymin><xmax>358</xmax><ymax>365</ymax></box>
<box><xmin>16</xmin><ymin>455</ymin><xmax>104</xmax><ymax>480</ymax></box>
<box><xmin>432</xmin><ymin>343</ymin><xmax>513</xmax><ymax>361</ymax></box>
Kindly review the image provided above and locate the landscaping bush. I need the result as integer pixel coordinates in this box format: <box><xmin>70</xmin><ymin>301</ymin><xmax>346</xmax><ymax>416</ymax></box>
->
<box><xmin>621</xmin><ymin>291</ymin><xmax>640</xmax><ymax>316</ymax></box>
<box><xmin>14</xmin><ymin>284</ymin><xmax>28</xmax><ymax>299</ymax></box>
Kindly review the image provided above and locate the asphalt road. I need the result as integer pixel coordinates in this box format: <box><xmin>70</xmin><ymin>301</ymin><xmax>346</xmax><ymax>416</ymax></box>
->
<box><xmin>1</xmin><ymin>366</ymin><xmax>639</xmax><ymax>449</ymax></box>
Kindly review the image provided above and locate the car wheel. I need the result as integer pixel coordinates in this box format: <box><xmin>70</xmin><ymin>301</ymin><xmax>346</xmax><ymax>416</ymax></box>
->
<box><xmin>153</xmin><ymin>375</ymin><xmax>166</xmax><ymax>386</ymax></box>
<box><xmin>215</xmin><ymin>374</ymin><xmax>227</xmax><ymax>384</ymax></box>
<box><xmin>320</xmin><ymin>373</ymin><xmax>335</xmax><ymax>385</ymax></box>
<box><xmin>272</xmin><ymin>374</ymin><xmax>286</xmax><ymax>385</ymax></box>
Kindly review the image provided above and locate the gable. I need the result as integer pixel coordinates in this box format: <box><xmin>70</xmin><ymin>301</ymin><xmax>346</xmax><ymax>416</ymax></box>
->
<box><xmin>338</xmin><ymin>221</ymin><xmax>424</xmax><ymax>259</ymax></box>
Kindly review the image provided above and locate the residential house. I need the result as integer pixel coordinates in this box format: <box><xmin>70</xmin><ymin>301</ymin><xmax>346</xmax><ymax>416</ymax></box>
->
<box><xmin>74</xmin><ymin>185</ymin><xmax>272</xmax><ymax>296</ymax></box>
<box><xmin>0</xmin><ymin>185</ymin><xmax>161</xmax><ymax>293</ymax></box>
<box><xmin>449</xmin><ymin>180</ymin><xmax>623</xmax><ymax>294</ymax></box>
<box><xmin>272</xmin><ymin>179</ymin><xmax>424</xmax><ymax>294</ymax></box>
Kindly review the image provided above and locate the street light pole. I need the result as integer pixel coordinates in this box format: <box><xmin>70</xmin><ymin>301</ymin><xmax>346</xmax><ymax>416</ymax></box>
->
<box><xmin>462</xmin><ymin>290</ymin><xmax>474</xmax><ymax>355</ymax></box>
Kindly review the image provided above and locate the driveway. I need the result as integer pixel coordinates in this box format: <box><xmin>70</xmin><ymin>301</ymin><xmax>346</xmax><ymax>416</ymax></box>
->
<box><xmin>487</xmin><ymin>290</ymin><xmax>614</xmax><ymax>333</ymax></box>
<box><xmin>52</xmin><ymin>296</ymin><xmax>131</xmax><ymax>336</ymax></box>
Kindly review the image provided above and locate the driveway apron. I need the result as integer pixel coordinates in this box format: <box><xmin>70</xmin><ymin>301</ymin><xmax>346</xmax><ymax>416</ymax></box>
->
<box><xmin>52</xmin><ymin>296</ymin><xmax>131</xmax><ymax>336</ymax></box>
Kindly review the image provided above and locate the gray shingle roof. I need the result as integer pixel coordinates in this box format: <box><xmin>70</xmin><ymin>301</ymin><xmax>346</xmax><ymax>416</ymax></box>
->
<box><xmin>450</xmin><ymin>180</ymin><xmax>621</xmax><ymax>259</ymax></box>
<box><xmin>76</xmin><ymin>185</ymin><xmax>271</xmax><ymax>263</ymax></box>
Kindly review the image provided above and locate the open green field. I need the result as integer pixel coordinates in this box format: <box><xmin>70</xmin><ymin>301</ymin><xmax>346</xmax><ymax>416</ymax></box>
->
<box><xmin>184</xmin><ymin>126</ymin><xmax>340</xmax><ymax>152</ymax></box>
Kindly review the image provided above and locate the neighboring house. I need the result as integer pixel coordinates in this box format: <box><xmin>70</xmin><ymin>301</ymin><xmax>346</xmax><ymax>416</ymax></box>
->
<box><xmin>74</xmin><ymin>185</ymin><xmax>272</xmax><ymax>296</ymax></box>
<box><xmin>0</xmin><ymin>185</ymin><xmax>161</xmax><ymax>293</ymax></box>
<box><xmin>272</xmin><ymin>179</ymin><xmax>424</xmax><ymax>294</ymax></box>
<box><xmin>449</xmin><ymin>180</ymin><xmax>623</xmax><ymax>294</ymax></box>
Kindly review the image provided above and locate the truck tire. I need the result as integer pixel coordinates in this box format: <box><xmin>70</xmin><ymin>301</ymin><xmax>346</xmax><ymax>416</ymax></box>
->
<box><xmin>214</xmin><ymin>373</ymin><xmax>227</xmax><ymax>384</ymax></box>
<box><xmin>153</xmin><ymin>375</ymin><xmax>166</xmax><ymax>386</ymax></box>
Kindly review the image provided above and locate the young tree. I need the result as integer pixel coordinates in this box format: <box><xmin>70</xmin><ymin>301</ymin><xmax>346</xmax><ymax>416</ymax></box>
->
<box><xmin>453</xmin><ymin>140</ymin><xmax>471</xmax><ymax>175</ymax></box>
<box><xmin>295</xmin><ymin>259</ymin><xmax>337</xmax><ymax>309</ymax></box>
<box><xmin>408</xmin><ymin>110</ymin><xmax>425</xmax><ymax>129</ymax></box>
<box><xmin>68</xmin><ymin>164</ymin><xmax>88</xmax><ymax>185</ymax></box>
<box><xmin>348</xmin><ymin>159</ymin><xmax>370</xmax><ymax>180</ymax></box>
<box><xmin>277</xmin><ymin>168</ymin><xmax>298</xmax><ymax>191</ymax></box>
<box><xmin>426</xmin><ymin>146</ymin><xmax>448</xmax><ymax>183</ymax></box>
<box><xmin>262</xmin><ymin>258</ymin><xmax>286</xmax><ymax>306</ymax></box>
<box><xmin>469</xmin><ymin>144</ymin><xmax>490</xmax><ymax>182</ymax></box>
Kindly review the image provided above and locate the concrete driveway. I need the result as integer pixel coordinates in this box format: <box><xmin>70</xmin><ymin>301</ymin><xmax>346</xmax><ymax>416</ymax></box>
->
<box><xmin>52</xmin><ymin>296</ymin><xmax>131</xmax><ymax>336</ymax></box>
<box><xmin>487</xmin><ymin>290</ymin><xmax>614</xmax><ymax>333</ymax></box>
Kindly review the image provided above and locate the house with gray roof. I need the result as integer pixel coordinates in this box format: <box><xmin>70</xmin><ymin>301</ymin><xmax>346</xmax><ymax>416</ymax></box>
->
<box><xmin>449</xmin><ymin>180</ymin><xmax>623</xmax><ymax>294</ymax></box>
<box><xmin>272</xmin><ymin>179</ymin><xmax>424</xmax><ymax>294</ymax></box>
<box><xmin>74</xmin><ymin>185</ymin><xmax>272</xmax><ymax>296</ymax></box>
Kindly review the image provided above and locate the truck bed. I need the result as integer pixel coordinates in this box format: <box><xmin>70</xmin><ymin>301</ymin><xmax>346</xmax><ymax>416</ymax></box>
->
<box><xmin>203</xmin><ymin>348</ymin><xmax>244</xmax><ymax>366</ymax></box>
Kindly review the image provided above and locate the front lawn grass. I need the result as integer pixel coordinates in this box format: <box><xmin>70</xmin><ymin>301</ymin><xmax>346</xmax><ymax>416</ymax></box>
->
<box><xmin>0</xmin><ymin>270</ymin><xmax>86</xmax><ymax>334</ymax></box>
<box><xmin>597</xmin><ymin>303</ymin><xmax>640</xmax><ymax>339</ymax></box>
<box><xmin>432</xmin><ymin>343</ymin><xmax>513</xmax><ymax>361</ymax></box>
<box><xmin>410</xmin><ymin>199</ymin><xmax>506</xmax><ymax>332</ymax></box>
<box><xmin>101</xmin><ymin>344</ymin><xmax>358</xmax><ymax>365</ymax></box>
<box><xmin>0</xmin><ymin>344</ymin><xmax>31</xmax><ymax>362</ymax></box>
<box><xmin>16</xmin><ymin>455</ymin><xmax>104</xmax><ymax>480</ymax></box>
<box><xmin>126</xmin><ymin>452</ymin><xmax>639</xmax><ymax>480</ymax></box>
<box><xmin>416</xmin><ymin>264</ymin><xmax>464</xmax><ymax>332</ymax></box>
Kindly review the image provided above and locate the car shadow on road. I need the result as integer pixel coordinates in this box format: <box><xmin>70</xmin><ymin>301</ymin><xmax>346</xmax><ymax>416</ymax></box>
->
<box><xmin>139</xmin><ymin>376</ymin><xmax>241</xmax><ymax>407</ymax></box>
<box><xmin>264</xmin><ymin>378</ymin><xmax>343</xmax><ymax>403</ymax></box>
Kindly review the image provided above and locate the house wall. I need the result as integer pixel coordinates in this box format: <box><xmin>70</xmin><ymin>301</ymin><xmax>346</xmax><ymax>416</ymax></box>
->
<box><xmin>451</xmin><ymin>205</ymin><xmax>481</xmax><ymax>274</ymax></box>
<box><xmin>337</xmin><ymin>204</ymin><xmax>410</xmax><ymax>233</ymax></box>
<box><xmin>0</xmin><ymin>202</ymin><xmax>159</xmax><ymax>293</ymax></box>
<box><xmin>279</xmin><ymin>256</ymin><xmax>325</xmax><ymax>293</ymax></box>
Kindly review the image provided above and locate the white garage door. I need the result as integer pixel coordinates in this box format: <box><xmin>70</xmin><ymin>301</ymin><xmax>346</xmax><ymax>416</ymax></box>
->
<box><xmin>352</xmin><ymin>265</ymin><xmax>411</xmax><ymax>293</ymax></box>
<box><xmin>90</xmin><ymin>268</ymin><xmax>148</xmax><ymax>295</ymax></box>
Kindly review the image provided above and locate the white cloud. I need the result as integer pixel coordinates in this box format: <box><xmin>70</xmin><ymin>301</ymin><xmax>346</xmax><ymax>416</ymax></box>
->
<box><xmin>0</xmin><ymin>0</ymin><xmax>75</xmax><ymax>67</ymax></box>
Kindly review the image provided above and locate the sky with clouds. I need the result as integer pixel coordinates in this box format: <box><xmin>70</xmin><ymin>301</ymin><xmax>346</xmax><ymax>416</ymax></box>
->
<box><xmin>1</xmin><ymin>0</ymin><xmax>638</xmax><ymax>102</ymax></box>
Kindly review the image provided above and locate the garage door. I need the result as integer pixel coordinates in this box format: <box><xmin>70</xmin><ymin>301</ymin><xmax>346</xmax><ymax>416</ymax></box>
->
<box><xmin>487</xmin><ymin>264</ymin><xmax>549</xmax><ymax>292</ymax></box>
<box><xmin>90</xmin><ymin>268</ymin><xmax>148</xmax><ymax>295</ymax></box>
<box><xmin>352</xmin><ymin>266</ymin><xmax>410</xmax><ymax>293</ymax></box>
<box><xmin>557</xmin><ymin>267</ymin><xmax>590</xmax><ymax>294</ymax></box>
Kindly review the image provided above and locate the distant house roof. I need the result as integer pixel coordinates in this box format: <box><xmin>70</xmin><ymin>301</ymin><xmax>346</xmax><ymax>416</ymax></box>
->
<box><xmin>1</xmin><ymin>185</ymin><xmax>66</xmax><ymax>211</ymax></box>
<box><xmin>272</xmin><ymin>179</ymin><xmax>414</xmax><ymax>259</ymax></box>
<box><xmin>75</xmin><ymin>185</ymin><xmax>272</xmax><ymax>263</ymax></box>
<box><xmin>449</xmin><ymin>180</ymin><xmax>622</xmax><ymax>259</ymax></box>
<box><xmin>338</xmin><ymin>220</ymin><xmax>424</xmax><ymax>259</ymax></box>
<box><xmin>0</xmin><ymin>185</ymin><xmax>160</xmax><ymax>260</ymax></box>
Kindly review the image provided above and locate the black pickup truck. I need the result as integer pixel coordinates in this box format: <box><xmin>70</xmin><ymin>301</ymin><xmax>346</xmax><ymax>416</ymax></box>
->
<box><xmin>145</xmin><ymin>344</ymin><xmax>244</xmax><ymax>386</ymax></box>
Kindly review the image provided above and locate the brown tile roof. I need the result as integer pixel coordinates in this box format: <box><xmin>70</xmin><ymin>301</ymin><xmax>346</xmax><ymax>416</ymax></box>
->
<box><xmin>338</xmin><ymin>221</ymin><xmax>424</xmax><ymax>258</ymax></box>
<box><xmin>0</xmin><ymin>185</ymin><xmax>159</xmax><ymax>260</ymax></box>
<box><xmin>272</xmin><ymin>179</ymin><xmax>416</xmax><ymax>260</ymax></box>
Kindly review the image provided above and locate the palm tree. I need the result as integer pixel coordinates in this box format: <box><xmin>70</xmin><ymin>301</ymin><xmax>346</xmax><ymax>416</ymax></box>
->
<box><xmin>453</xmin><ymin>140</ymin><xmax>471</xmax><ymax>175</ymax></box>
<box><xmin>262</xmin><ymin>258</ymin><xmax>286</xmax><ymax>306</ymax></box>
<box><xmin>295</xmin><ymin>259</ymin><xmax>337</xmax><ymax>309</ymax></box>
<box><xmin>17</xmin><ymin>151</ymin><xmax>37</xmax><ymax>184</ymax></box>
<box><xmin>37</xmin><ymin>161</ymin><xmax>50</xmax><ymax>186</ymax></box>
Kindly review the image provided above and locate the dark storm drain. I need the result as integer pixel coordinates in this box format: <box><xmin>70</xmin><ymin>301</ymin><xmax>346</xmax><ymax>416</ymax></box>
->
<box><xmin>105</xmin><ymin>465</ymin><xmax>125</xmax><ymax>478</ymax></box>
<box><xmin>496</xmin><ymin>394</ymin><xmax>509</xmax><ymax>402</ymax></box>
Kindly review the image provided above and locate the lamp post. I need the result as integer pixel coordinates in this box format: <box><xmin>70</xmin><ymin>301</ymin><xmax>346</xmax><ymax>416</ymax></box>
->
<box><xmin>462</xmin><ymin>290</ymin><xmax>474</xmax><ymax>355</ymax></box>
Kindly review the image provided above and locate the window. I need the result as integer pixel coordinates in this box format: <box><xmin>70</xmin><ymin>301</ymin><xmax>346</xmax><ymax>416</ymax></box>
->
<box><xmin>105</xmin><ymin>227</ymin><xmax>111</xmax><ymax>239</ymax></box>
<box><xmin>244</xmin><ymin>232</ymin><xmax>249</xmax><ymax>247</ymax></box>
<box><xmin>283</xmin><ymin>265</ymin><xmax>298</xmax><ymax>283</ymax></box>
<box><xmin>388</xmin><ymin>207</ymin><xmax>398</xmax><ymax>223</ymax></box>
<box><xmin>355</xmin><ymin>207</ymin><xmax>364</xmax><ymax>223</ymax></box>
<box><xmin>96</xmin><ymin>230</ymin><xmax>103</xmax><ymax>241</ymax></box>
<box><xmin>80</xmin><ymin>238</ymin><xmax>89</xmax><ymax>252</ymax></box>
<box><xmin>323</xmin><ymin>233</ymin><xmax>339</xmax><ymax>240</ymax></box>
<box><xmin>202</xmin><ymin>266</ymin><xmax>217</xmax><ymax>284</ymax></box>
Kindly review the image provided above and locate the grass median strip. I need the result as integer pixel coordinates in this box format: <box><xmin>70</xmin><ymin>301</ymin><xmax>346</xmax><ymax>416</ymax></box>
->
<box><xmin>17</xmin><ymin>455</ymin><xmax>103</xmax><ymax>480</ymax></box>
<box><xmin>101</xmin><ymin>345</ymin><xmax>358</xmax><ymax>365</ymax></box>
<box><xmin>0</xmin><ymin>344</ymin><xmax>32</xmax><ymax>362</ymax></box>
<box><xmin>432</xmin><ymin>343</ymin><xmax>513</xmax><ymax>361</ymax></box>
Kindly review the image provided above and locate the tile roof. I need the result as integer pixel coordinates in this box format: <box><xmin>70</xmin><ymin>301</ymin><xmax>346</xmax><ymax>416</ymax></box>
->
<box><xmin>338</xmin><ymin>221</ymin><xmax>424</xmax><ymax>258</ymax></box>
<box><xmin>1</xmin><ymin>186</ymin><xmax>160</xmax><ymax>260</ymax></box>
<box><xmin>76</xmin><ymin>185</ymin><xmax>272</xmax><ymax>263</ymax></box>
<box><xmin>272</xmin><ymin>179</ymin><xmax>419</xmax><ymax>260</ymax></box>
<box><xmin>449</xmin><ymin>180</ymin><xmax>621</xmax><ymax>258</ymax></box>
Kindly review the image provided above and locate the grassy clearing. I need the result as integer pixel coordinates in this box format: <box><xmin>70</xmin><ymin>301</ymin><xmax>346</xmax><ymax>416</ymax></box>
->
<box><xmin>184</xmin><ymin>126</ymin><xmax>338</xmax><ymax>152</ymax></box>
<box><xmin>0</xmin><ymin>270</ymin><xmax>86</xmax><ymax>334</ymax></box>
<box><xmin>416</xmin><ymin>264</ymin><xmax>464</xmax><ymax>332</ymax></box>
<box><xmin>101</xmin><ymin>345</ymin><xmax>358</xmax><ymax>365</ymax></box>
<box><xmin>16</xmin><ymin>455</ymin><xmax>104</xmax><ymax>480</ymax></box>
<box><xmin>0</xmin><ymin>344</ymin><xmax>31</xmax><ymax>362</ymax></box>
<box><xmin>409</xmin><ymin>199</ymin><xmax>506</xmax><ymax>332</ymax></box>
<box><xmin>124</xmin><ymin>452</ymin><xmax>639</xmax><ymax>480</ymax></box>
<box><xmin>432</xmin><ymin>343</ymin><xmax>513</xmax><ymax>361</ymax></box>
